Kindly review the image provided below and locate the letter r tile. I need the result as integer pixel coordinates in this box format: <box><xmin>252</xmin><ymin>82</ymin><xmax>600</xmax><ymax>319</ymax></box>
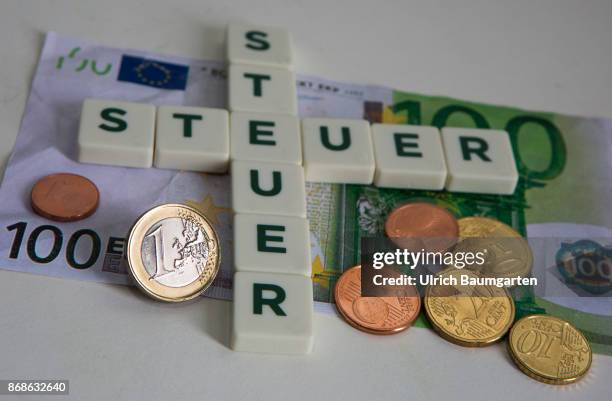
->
<box><xmin>232</xmin><ymin>271</ymin><xmax>314</xmax><ymax>354</ymax></box>
<box><xmin>441</xmin><ymin>127</ymin><xmax>518</xmax><ymax>194</ymax></box>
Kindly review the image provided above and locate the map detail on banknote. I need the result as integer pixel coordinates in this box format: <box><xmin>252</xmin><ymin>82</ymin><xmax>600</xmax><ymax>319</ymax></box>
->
<box><xmin>0</xmin><ymin>32</ymin><xmax>610</xmax><ymax>354</ymax></box>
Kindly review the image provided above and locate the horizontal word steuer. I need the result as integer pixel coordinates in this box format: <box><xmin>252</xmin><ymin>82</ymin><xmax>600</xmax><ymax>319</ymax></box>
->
<box><xmin>77</xmin><ymin>98</ymin><xmax>519</xmax><ymax>195</ymax></box>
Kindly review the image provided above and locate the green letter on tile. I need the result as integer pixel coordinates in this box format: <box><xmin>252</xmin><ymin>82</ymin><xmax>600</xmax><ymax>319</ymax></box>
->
<box><xmin>99</xmin><ymin>108</ymin><xmax>127</xmax><ymax>132</ymax></box>
<box><xmin>243</xmin><ymin>73</ymin><xmax>271</xmax><ymax>97</ymax></box>
<box><xmin>257</xmin><ymin>224</ymin><xmax>286</xmax><ymax>254</ymax></box>
<box><xmin>250</xmin><ymin>169</ymin><xmax>282</xmax><ymax>196</ymax></box>
<box><xmin>320</xmin><ymin>126</ymin><xmax>351</xmax><ymax>151</ymax></box>
<box><xmin>245</xmin><ymin>31</ymin><xmax>270</xmax><ymax>51</ymax></box>
<box><xmin>459</xmin><ymin>136</ymin><xmax>491</xmax><ymax>162</ymax></box>
<box><xmin>393</xmin><ymin>133</ymin><xmax>422</xmax><ymax>157</ymax></box>
<box><xmin>253</xmin><ymin>283</ymin><xmax>287</xmax><ymax>316</ymax></box>
<box><xmin>250</xmin><ymin>120</ymin><xmax>276</xmax><ymax>145</ymax></box>
<box><xmin>172</xmin><ymin>113</ymin><xmax>202</xmax><ymax>138</ymax></box>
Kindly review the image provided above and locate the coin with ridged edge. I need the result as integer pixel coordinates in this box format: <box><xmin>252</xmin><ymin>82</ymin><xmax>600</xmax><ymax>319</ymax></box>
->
<box><xmin>334</xmin><ymin>266</ymin><xmax>421</xmax><ymax>335</ymax></box>
<box><xmin>508</xmin><ymin>315</ymin><xmax>592</xmax><ymax>384</ymax></box>
<box><xmin>424</xmin><ymin>268</ymin><xmax>515</xmax><ymax>346</ymax></box>
<box><xmin>455</xmin><ymin>216</ymin><xmax>533</xmax><ymax>281</ymax></box>
<box><xmin>127</xmin><ymin>204</ymin><xmax>220</xmax><ymax>302</ymax></box>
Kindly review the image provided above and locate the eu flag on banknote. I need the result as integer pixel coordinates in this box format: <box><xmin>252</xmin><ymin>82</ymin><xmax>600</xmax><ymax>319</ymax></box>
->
<box><xmin>117</xmin><ymin>55</ymin><xmax>189</xmax><ymax>90</ymax></box>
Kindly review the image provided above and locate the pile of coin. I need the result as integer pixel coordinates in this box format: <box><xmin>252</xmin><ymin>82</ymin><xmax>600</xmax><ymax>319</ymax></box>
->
<box><xmin>334</xmin><ymin>201</ymin><xmax>592</xmax><ymax>385</ymax></box>
<box><xmin>29</xmin><ymin>174</ymin><xmax>593</xmax><ymax>382</ymax></box>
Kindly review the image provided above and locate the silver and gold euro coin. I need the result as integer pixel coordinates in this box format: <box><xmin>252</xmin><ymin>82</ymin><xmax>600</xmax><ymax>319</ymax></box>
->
<box><xmin>127</xmin><ymin>204</ymin><xmax>220</xmax><ymax>302</ymax></box>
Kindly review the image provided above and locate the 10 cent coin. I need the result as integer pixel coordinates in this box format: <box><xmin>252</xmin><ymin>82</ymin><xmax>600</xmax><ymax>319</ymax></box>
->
<box><xmin>508</xmin><ymin>315</ymin><xmax>592</xmax><ymax>384</ymax></box>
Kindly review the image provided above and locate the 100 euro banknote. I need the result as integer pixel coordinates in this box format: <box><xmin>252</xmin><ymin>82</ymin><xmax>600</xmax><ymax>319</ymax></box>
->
<box><xmin>308</xmin><ymin>92</ymin><xmax>612</xmax><ymax>354</ymax></box>
<box><xmin>0</xmin><ymin>32</ymin><xmax>610</xmax><ymax>354</ymax></box>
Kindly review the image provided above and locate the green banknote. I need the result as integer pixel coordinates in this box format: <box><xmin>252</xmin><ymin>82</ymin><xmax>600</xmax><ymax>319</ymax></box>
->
<box><xmin>308</xmin><ymin>90</ymin><xmax>612</xmax><ymax>355</ymax></box>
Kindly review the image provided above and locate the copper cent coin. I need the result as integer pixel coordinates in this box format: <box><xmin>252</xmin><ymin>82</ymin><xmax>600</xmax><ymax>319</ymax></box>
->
<box><xmin>31</xmin><ymin>173</ymin><xmax>99</xmax><ymax>222</ymax></box>
<box><xmin>385</xmin><ymin>202</ymin><xmax>459</xmax><ymax>252</ymax></box>
<box><xmin>334</xmin><ymin>266</ymin><xmax>421</xmax><ymax>335</ymax></box>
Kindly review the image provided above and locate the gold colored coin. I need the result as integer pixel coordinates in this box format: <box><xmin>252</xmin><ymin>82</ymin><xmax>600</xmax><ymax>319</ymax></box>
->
<box><xmin>127</xmin><ymin>204</ymin><xmax>220</xmax><ymax>302</ymax></box>
<box><xmin>424</xmin><ymin>268</ymin><xmax>515</xmax><ymax>347</ymax></box>
<box><xmin>457</xmin><ymin>216</ymin><xmax>525</xmax><ymax>238</ymax></box>
<box><xmin>455</xmin><ymin>217</ymin><xmax>533</xmax><ymax>280</ymax></box>
<box><xmin>508</xmin><ymin>315</ymin><xmax>592</xmax><ymax>384</ymax></box>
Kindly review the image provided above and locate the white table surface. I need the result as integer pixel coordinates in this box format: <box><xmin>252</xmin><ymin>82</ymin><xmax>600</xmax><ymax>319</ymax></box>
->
<box><xmin>0</xmin><ymin>1</ymin><xmax>611</xmax><ymax>400</ymax></box>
